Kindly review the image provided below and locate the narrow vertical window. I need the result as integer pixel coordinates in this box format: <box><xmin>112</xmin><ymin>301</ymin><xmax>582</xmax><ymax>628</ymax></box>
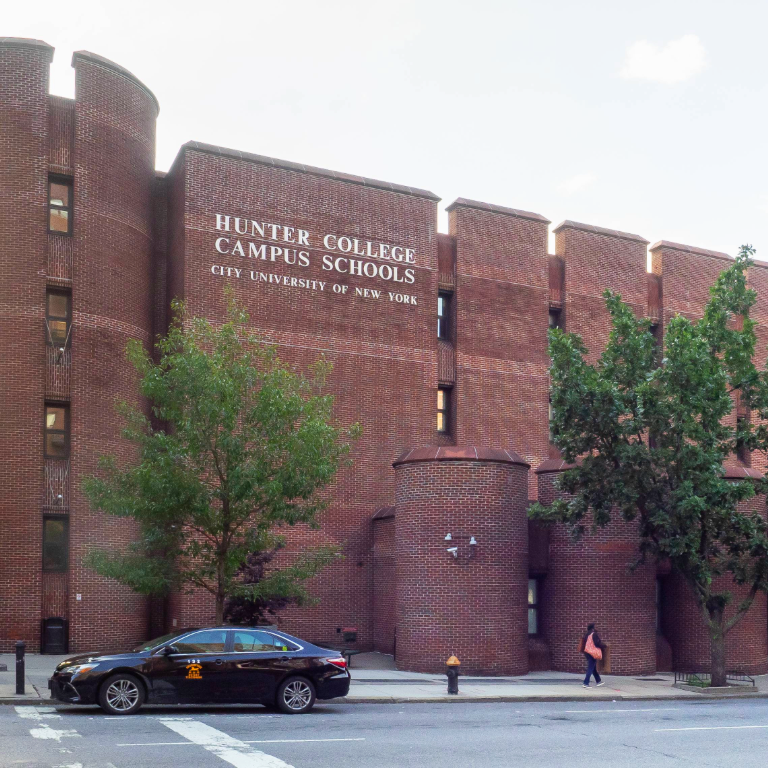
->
<box><xmin>548</xmin><ymin>396</ymin><xmax>554</xmax><ymax>443</ymax></box>
<box><xmin>48</xmin><ymin>177</ymin><xmax>73</xmax><ymax>234</ymax></box>
<box><xmin>548</xmin><ymin>308</ymin><xmax>562</xmax><ymax>330</ymax></box>
<box><xmin>528</xmin><ymin>578</ymin><xmax>540</xmax><ymax>635</ymax></box>
<box><xmin>43</xmin><ymin>516</ymin><xmax>69</xmax><ymax>572</ymax></box>
<box><xmin>437</xmin><ymin>388</ymin><xmax>450</xmax><ymax>433</ymax></box>
<box><xmin>737</xmin><ymin>415</ymin><xmax>750</xmax><ymax>464</ymax></box>
<box><xmin>46</xmin><ymin>290</ymin><xmax>72</xmax><ymax>347</ymax></box>
<box><xmin>437</xmin><ymin>292</ymin><xmax>451</xmax><ymax>339</ymax></box>
<box><xmin>45</xmin><ymin>405</ymin><xmax>69</xmax><ymax>459</ymax></box>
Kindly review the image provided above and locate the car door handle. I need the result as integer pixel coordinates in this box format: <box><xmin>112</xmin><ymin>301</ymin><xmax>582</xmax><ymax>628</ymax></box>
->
<box><xmin>215</xmin><ymin>659</ymin><xmax>224</xmax><ymax>665</ymax></box>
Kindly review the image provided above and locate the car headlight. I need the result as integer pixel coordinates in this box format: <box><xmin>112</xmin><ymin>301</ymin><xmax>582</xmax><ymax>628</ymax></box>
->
<box><xmin>66</xmin><ymin>664</ymin><xmax>97</xmax><ymax>676</ymax></box>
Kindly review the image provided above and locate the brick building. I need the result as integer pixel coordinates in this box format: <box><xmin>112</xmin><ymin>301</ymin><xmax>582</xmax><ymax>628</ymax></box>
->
<box><xmin>2</xmin><ymin>38</ymin><xmax>766</xmax><ymax>675</ymax></box>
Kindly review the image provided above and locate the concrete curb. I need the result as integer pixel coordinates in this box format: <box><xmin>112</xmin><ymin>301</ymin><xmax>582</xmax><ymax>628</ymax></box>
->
<box><xmin>2</xmin><ymin>692</ymin><xmax>766</xmax><ymax>707</ymax></box>
<box><xmin>345</xmin><ymin>693</ymin><xmax>768</xmax><ymax>704</ymax></box>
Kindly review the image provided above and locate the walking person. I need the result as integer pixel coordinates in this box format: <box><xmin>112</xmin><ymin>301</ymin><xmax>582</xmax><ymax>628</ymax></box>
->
<box><xmin>581</xmin><ymin>623</ymin><xmax>605</xmax><ymax>688</ymax></box>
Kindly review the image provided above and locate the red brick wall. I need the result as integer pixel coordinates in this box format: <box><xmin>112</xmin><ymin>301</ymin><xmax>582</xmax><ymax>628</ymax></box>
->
<box><xmin>448</xmin><ymin>201</ymin><xmax>550</xmax><ymax>498</ymax></box>
<box><xmin>372</xmin><ymin>513</ymin><xmax>396</xmax><ymax>654</ymax></box>
<box><xmin>555</xmin><ymin>222</ymin><xmax>649</xmax><ymax>362</ymax></box>
<box><xmin>4</xmin><ymin>43</ymin><xmax>768</xmax><ymax>671</ymax></box>
<box><xmin>165</xmin><ymin>144</ymin><xmax>439</xmax><ymax>648</ymax></box>
<box><xmin>394</xmin><ymin>453</ymin><xmax>529</xmax><ymax>675</ymax></box>
<box><xmin>537</xmin><ymin>469</ymin><xmax>657</xmax><ymax>675</ymax></box>
<box><xmin>660</xmin><ymin>492</ymin><xmax>768</xmax><ymax>675</ymax></box>
<box><xmin>0</xmin><ymin>39</ymin><xmax>53</xmax><ymax>652</ymax></box>
<box><xmin>67</xmin><ymin>52</ymin><xmax>158</xmax><ymax>652</ymax></box>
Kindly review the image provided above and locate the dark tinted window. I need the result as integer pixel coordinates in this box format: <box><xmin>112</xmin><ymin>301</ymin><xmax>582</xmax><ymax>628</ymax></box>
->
<box><xmin>174</xmin><ymin>629</ymin><xmax>227</xmax><ymax>654</ymax></box>
<box><xmin>438</xmin><ymin>292</ymin><xmax>451</xmax><ymax>339</ymax></box>
<box><xmin>43</xmin><ymin>516</ymin><xmax>68</xmax><ymax>572</ymax></box>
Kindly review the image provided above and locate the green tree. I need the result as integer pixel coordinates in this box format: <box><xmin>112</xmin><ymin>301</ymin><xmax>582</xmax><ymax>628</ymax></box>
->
<box><xmin>531</xmin><ymin>246</ymin><xmax>768</xmax><ymax>686</ymax></box>
<box><xmin>84</xmin><ymin>296</ymin><xmax>360</xmax><ymax>625</ymax></box>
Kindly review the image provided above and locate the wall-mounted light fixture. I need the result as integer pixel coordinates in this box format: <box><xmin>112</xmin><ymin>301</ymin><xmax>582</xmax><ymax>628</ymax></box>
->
<box><xmin>443</xmin><ymin>535</ymin><xmax>479</xmax><ymax>560</ymax></box>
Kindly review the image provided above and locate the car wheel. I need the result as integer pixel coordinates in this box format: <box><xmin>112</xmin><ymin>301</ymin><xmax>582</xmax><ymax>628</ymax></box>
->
<box><xmin>98</xmin><ymin>674</ymin><xmax>145</xmax><ymax>715</ymax></box>
<box><xmin>276</xmin><ymin>676</ymin><xmax>316</xmax><ymax>714</ymax></box>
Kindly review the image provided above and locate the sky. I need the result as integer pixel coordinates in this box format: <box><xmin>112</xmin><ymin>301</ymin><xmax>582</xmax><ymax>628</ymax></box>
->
<box><xmin>6</xmin><ymin>0</ymin><xmax>768</xmax><ymax>259</ymax></box>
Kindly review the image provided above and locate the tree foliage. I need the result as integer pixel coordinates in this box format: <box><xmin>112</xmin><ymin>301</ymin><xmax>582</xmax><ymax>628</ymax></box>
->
<box><xmin>84</xmin><ymin>295</ymin><xmax>360</xmax><ymax>624</ymax></box>
<box><xmin>530</xmin><ymin>246</ymin><xmax>768</xmax><ymax>685</ymax></box>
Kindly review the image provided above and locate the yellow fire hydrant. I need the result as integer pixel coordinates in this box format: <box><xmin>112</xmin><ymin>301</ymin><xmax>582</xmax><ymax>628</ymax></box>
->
<box><xmin>446</xmin><ymin>655</ymin><xmax>460</xmax><ymax>695</ymax></box>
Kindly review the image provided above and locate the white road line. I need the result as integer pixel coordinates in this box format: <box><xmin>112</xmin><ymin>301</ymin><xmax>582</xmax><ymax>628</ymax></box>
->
<box><xmin>15</xmin><ymin>705</ymin><xmax>81</xmax><ymax>742</ymax></box>
<box><xmin>159</xmin><ymin>719</ymin><xmax>295</xmax><ymax>768</ymax></box>
<box><xmin>564</xmin><ymin>708</ymin><xmax>681</xmax><ymax>714</ymax></box>
<box><xmin>117</xmin><ymin>738</ymin><xmax>365</xmax><ymax>747</ymax></box>
<box><xmin>15</xmin><ymin>705</ymin><xmax>61</xmax><ymax>720</ymax></box>
<box><xmin>656</xmin><ymin>725</ymin><xmax>768</xmax><ymax>732</ymax></box>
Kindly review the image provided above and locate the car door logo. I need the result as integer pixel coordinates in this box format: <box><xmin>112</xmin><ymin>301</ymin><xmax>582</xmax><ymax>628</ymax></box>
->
<box><xmin>185</xmin><ymin>663</ymin><xmax>203</xmax><ymax>679</ymax></box>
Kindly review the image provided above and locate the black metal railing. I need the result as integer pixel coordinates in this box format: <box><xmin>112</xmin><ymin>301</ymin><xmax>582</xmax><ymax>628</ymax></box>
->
<box><xmin>674</xmin><ymin>670</ymin><xmax>755</xmax><ymax>688</ymax></box>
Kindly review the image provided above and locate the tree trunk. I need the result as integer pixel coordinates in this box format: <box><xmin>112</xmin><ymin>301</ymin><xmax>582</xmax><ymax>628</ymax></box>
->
<box><xmin>709</xmin><ymin>613</ymin><xmax>727</xmax><ymax>687</ymax></box>
<box><xmin>215</xmin><ymin>595</ymin><xmax>224</xmax><ymax>626</ymax></box>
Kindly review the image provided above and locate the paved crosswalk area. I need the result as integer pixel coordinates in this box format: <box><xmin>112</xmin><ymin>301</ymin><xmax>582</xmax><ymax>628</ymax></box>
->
<box><xmin>4</xmin><ymin>700</ymin><xmax>768</xmax><ymax>767</ymax></box>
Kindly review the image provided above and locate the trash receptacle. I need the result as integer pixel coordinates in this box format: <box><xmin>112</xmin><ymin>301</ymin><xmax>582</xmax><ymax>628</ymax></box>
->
<box><xmin>41</xmin><ymin>617</ymin><xmax>68</xmax><ymax>654</ymax></box>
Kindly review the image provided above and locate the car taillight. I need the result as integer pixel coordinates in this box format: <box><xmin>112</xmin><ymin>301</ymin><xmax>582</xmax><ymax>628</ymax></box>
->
<box><xmin>324</xmin><ymin>656</ymin><xmax>347</xmax><ymax>670</ymax></box>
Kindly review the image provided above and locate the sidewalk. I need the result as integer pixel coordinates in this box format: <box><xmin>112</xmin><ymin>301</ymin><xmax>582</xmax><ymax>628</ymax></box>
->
<box><xmin>3</xmin><ymin>651</ymin><xmax>767</xmax><ymax>705</ymax></box>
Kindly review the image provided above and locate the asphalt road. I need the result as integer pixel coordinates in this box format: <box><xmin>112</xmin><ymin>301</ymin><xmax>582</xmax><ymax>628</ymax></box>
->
<box><xmin>3</xmin><ymin>698</ymin><xmax>768</xmax><ymax>768</ymax></box>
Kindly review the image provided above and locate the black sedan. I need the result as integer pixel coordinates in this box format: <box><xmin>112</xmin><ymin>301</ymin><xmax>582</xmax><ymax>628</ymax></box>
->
<box><xmin>49</xmin><ymin>627</ymin><xmax>350</xmax><ymax>715</ymax></box>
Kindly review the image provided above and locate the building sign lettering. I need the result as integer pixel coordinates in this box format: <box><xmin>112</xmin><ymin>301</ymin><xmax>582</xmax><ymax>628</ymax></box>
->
<box><xmin>211</xmin><ymin>213</ymin><xmax>417</xmax><ymax>287</ymax></box>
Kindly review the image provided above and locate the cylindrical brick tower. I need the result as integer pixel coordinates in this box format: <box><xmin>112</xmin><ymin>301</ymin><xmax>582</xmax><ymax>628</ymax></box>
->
<box><xmin>0</xmin><ymin>38</ymin><xmax>54</xmax><ymax>651</ymax></box>
<box><xmin>68</xmin><ymin>51</ymin><xmax>159</xmax><ymax>651</ymax></box>
<box><xmin>394</xmin><ymin>446</ymin><xmax>529</xmax><ymax>675</ymax></box>
<box><xmin>537</xmin><ymin>460</ymin><xmax>657</xmax><ymax>675</ymax></box>
<box><xmin>661</xmin><ymin>467</ymin><xmax>768</xmax><ymax>675</ymax></box>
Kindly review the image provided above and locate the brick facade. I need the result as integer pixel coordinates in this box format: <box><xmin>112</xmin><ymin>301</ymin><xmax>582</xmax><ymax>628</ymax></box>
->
<box><xmin>2</xmin><ymin>39</ymin><xmax>768</xmax><ymax>676</ymax></box>
<box><xmin>393</xmin><ymin>448</ymin><xmax>529</xmax><ymax>675</ymax></box>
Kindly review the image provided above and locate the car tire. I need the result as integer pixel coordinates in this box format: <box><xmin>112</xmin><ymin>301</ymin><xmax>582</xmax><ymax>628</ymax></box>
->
<box><xmin>276</xmin><ymin>676</ymin><xmax>316</xmax><ymax>714</ymax></box>
<box><xmin>98</xmin><ymin>673</ymin><xmax>145</xmax><ymax>715</ymax></box>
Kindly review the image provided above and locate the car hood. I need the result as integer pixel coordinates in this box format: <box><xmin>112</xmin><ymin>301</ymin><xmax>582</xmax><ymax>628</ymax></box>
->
<box><xmin>55</xmin><ymin>651</ymin><xmax>147</xmax><ymax>670</ymax></box>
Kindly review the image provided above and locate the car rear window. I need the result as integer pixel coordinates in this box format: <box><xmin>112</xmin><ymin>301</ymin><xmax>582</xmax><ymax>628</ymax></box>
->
<box><xmin>174</xmin><ymin>629</ymin><xmax>228</xmax><ymax>654</ymax></box>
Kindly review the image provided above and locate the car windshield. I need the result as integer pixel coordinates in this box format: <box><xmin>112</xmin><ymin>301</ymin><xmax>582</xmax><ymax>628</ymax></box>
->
<box><xmin>132</xmin><ymin>630</ymin><xmax>188</xmax><ymax>652</ymax></box>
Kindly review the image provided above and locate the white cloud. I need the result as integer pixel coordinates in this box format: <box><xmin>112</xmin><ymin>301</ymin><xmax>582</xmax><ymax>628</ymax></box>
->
<box><xmin>620</xmin><ymin>34</ymin><xmax>707</xmax><ymax>84</ymax></box>
<box><xmin>557</xmin><ymin>173</ymin><xmax>596</xmax><ymax>195</ymax></box>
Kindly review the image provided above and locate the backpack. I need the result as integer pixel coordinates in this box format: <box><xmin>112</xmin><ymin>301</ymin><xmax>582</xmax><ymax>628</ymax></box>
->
<box><xmin>585</xmin><ymin>632</ymin><xmax>602</xmax><ymax>660</ymax></box>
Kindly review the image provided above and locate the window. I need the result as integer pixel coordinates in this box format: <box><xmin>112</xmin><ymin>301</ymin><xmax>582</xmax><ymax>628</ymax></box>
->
<box><xmin>48</xmin><ymin>177</ymin><xmax>72</xmax><ymax>235</ymax></box>
<box><xmin>548</xmin><ymin>309</ymin><xmax>562</xmax><ymax>330</ymax></box>
<box><xmin>650</xmin><ymin>323</ymin><xmax>662</xmax><ymax>366</ymax></box>
<box><xmin>548</xmin><ymin>396</ymin><xmax>554</xmax><ymax>443</ymax></box>
<box><xmin>232</xmin><ymin>630</ymin><xmax>297</xmax><ymax>653</ymax></box>
<box><xmin>46</xmin><ymin>290</ymin><xmax>71</xmax><ymax>347</ymax></box>
<box><xmin>438</xmin><ymin>292</ymin><xmax>451</xmax><ymax>339</ymax></box>
<box><xmin>232</xmin><ymin>630</ymin><xmax>276</xmax><ymax>653</ymax></box>
<box><xmin>42</xmin><ymin>516</ymin><xmax>69</xmax><ymax>572</ymax></box>
<box><xmin>528</xmin><ymin>578</ymin><xmax>540</xmax><ymax>635</ymax></box>
<box><xmin>174</xmin><ymin>629</ymin><xmax>228</xmax><ymax>654</ymax></box>
<box><xmin>437</xmin><ymin>388</ymin><xmax>450</xmax><ymax>433</ymax></box>
<box><xmin>737</xmin><ymin>415</ymin><xmax>750</xmax><ymax>464</ymax></box>
<box><xmin>44</xmin><ymin>405</ymin><xmax>69</xmax><ymax>459</ymax></box>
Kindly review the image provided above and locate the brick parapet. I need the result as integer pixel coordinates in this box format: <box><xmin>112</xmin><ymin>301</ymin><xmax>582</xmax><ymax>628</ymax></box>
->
<box><xmin>448</xmin><ymin>200</ymin><xmax>550</xmax><ymax>496</ymax></box>
<box><xmin>67</xmin><ymin>51</ymin><xmax>158</xmax><ymax>651</ymax></box>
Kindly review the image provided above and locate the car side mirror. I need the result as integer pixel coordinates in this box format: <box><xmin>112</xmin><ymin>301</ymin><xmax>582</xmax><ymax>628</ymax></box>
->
<box><xmin>163</xmin><ymin>645</ymin><xmax>179</xmax><ymax>656</ymax></box>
